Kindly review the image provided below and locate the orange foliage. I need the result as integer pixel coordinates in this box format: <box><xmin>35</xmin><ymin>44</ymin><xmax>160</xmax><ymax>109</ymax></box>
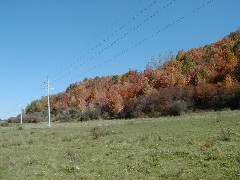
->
<box><xmin>26</xmin><ymin>30</ymin><xmax>240</xmax><ymax>118</ymax></box>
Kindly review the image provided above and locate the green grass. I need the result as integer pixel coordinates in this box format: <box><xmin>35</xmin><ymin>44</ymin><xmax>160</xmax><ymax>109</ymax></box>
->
<box><xmin>0</xmin><ymin>110</ymin><xmax>240</xmax><ymax>179</ymax></box>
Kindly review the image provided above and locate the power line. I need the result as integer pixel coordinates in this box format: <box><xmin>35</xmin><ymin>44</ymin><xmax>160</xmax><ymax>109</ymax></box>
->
<box><xmin>51</xmin><ymin>0</ymin><xmax>158</xmax><ymax>82</ymax></box>
<box><xmin>24</xmin><ymin>1</ymin><xmax>148</xmax><ymax>109</ymax></box>
<box><xmin>52</xmin><ymin>0</ymin><xmax>177</xmax><ymax>84</ymax></box>
<box><xmin>51</xmin><ymin>0</ymin><xmax>145</xmax><ymax>80</ymax></box>
<box><xmin>54</xmin><ymin>0</ymin><xmax>215</xmax><ymax>89</ymax></box>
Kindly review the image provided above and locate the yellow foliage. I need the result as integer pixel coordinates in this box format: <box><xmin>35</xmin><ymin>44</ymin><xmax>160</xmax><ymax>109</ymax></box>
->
<box><xmin>225</xmin><ymin>51</ymin><xmax>237</xmax><ymax>65</ymax></box>
<box><xmin>222</xmin><ymin>75</ymin><xmax>238</xmax><ymax>88</ymax></box>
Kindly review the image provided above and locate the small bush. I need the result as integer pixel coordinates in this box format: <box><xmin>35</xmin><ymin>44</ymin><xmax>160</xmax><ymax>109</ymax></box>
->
<box><xmin>17</xmin><ymin>126</ymin><xmax>23</xmax><ymax>130</ymax></box>
<box><xmin>121</xmin><ymin>97</ymin><xmax>139</xmax><ymax>118</ymax></box>
<box><xmin>203</xmin><ymin>139</ymin><xmax>214</xmax><ymax>148</ymax></box>
<box><xmin>25</xmin><ymin>114</ymin><xmax>43</xmax><ymax>123</ymax></box>
<box><xmin>25</xmin><ymin>156</ymin><xmax>38</xmax><ymax>166</ymax></box>
<box><xmin>168</xmin><ymin>100</ymin><xmax>187</xmax><ymax>116</ymax></box>
<box><xmin>7</xmin><ymin>117</ymin><xmax>18</xmax><ymax>123</ymax></box>
<box><xmin>194</xmin><ymin>83</ymin><xmax>219</xmax><ymax>110</ymax></box>
<box><xmin>62</xmin><ymin>136</ymin><xmax>72</xmax><ymax>142</ymax></box>
<box><xmin>220</xmin><ymin>129</ymin><xmax>231</xmax><ymax>141</ymax></box>
<box><xmin>53</xmin><ymin>114</ymin><xmax>73</xmax><ymax>122</ymax></box>
<box><xmin>91</xmin><ymin>126</ymin><xmax>112</xmax><ymax>139</ymax></box>
<box><xmin>0</xmin><ymin>121</ymin><xmax>9</xmax><ymax>127</ymax></box>
<box><xmin>135</xmin><ymin>93</ymin><xmax>162</xmax><ymax>118</ymax></box>
<box><xmin>79</xmin><ymin>107</ymin><xmax>102</xmax><ymax>121</ymax></box>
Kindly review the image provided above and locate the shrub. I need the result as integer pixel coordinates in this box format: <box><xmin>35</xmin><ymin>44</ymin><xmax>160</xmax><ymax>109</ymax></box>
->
<box><xmin>68</xmin><ymin>108</ymin><xmax>81</xmax><ymax>119</ymax></box>
<box><xmin>0</xmin><ymin>121</ymin><xmax>9</xmax><ymax>127</ymax></box>
<box><xmin>7</xmin><ymin>117</ymin><xmax>18</xmax><ymax>123</ymax></box>
<box><xmin>122</xmin><ymin>87</ymin><xmax>193</xmax><ymax>118</ymax></box>
<box><xmin>79</xmin><ymin>107</ymin><xmax>102</xmax><ymax>121</ymax></box>
<box><xmin>136</xmin><ymin>93</ymin><xmax>162</xmax><ymax>118</ymax></box>
<box><xmin>220</xmin><ymin>129</ymin><xmax>231</xmax><ymax>141</ymax></box>
<box><xmin>17</xmin><ymin>126</ymin><xmax>23</xmax><ymax>130</ymax></box>
<box><xmin>168</xmin><ymin>100</ymin><xmax>187</xmax><ymax>116</ymax></box>
<box><xmin>218</xmin><ymin>86</ymin><xmax>240</xmax><ymax>109</ymax></box>
<box><xmin>91</xmin><ymin>126</ymin><xmax>112</xmax><ymax>139</ymax></box>
<box><xmin>203</xmin><ymin>139</ymin><xmax>214</xmax><ymax>148</ymax></box>
<box><xmin>194</xmin><ymin>83</ymin><xmax>219</xmax><ymax>110</ymax></box>
<box><xmin>121</xmin><ymin>97</ymin><xmax>140</xmax><ymax>118</ymax></box>
<box><xmin>24</xmin><ymin>114</ymin><xmax>43</xmax><ymax>123</ymax></box>
<box><xmin>52</xmin><ymin>111</ymin><xmax>75</xmax><ymax>122</ymax></box>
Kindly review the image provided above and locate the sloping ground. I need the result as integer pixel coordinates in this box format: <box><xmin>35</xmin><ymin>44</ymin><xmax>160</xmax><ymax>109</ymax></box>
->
<box><xmin>22</xmin><ymin>29</ymin><xmax>240</xmax><ymax>122</ymax></box>
<box><xmin>1</xmin><ymin>110</ymin><xmax>240</xmax><ymax>179</ymax></box>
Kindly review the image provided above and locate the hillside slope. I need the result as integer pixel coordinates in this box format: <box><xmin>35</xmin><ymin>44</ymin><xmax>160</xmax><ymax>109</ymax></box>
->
<box><xmin>1</xmin><ymin>111</ymin><xmax>240</xmax><ymax>179</ymax></box>
<box><xmin>22</xmin><ymin>29</ymin><xmax>240</xmax><ymax>122</ymax></box>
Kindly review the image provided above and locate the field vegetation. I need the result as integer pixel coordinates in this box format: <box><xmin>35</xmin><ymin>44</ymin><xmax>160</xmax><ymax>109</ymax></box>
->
<box><xmin>1</xmin><ymin>110</ymin><xmax>240</xmax><ymax>179</ymax></box>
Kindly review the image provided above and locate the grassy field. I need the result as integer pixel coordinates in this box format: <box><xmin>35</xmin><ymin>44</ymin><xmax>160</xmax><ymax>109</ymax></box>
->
<box><xmin>0</xmin><ymin>110</ymin><xmax>240</xmax><ymax>179</ymax></box>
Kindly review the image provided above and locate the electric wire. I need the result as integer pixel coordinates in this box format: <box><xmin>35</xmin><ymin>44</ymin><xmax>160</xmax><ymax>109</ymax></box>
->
<box><xmin>52</xmin><ymin>0</ymin><xmax>176</xmax><ymax>84</ymax></box>
<box><xmin>25</xmin><ymin>0</ymin><xmax>151</xmax><ymax>109</ymax></box>
<box><xmin>51</xmin><ymin>0</ymin><xmax>158</xmax><ymax>81</ymax></box>
<box><xmin>54</xmin><ymin>0</ymin><xmax>215</xmax><ymax>89</ymax></box>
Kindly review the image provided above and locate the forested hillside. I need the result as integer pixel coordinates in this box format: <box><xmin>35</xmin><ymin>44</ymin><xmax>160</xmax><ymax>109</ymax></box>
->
<box><xmin>24</xmin><ymin>29</ymin><xmax>240</xmax><ymax>122</ymax></box>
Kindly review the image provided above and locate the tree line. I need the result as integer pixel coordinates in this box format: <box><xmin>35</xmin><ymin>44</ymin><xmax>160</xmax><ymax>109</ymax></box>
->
<box><xmin>21</xmin><ymin>29</ymin><xmax>240</xmax><ymax>122</ymax></box>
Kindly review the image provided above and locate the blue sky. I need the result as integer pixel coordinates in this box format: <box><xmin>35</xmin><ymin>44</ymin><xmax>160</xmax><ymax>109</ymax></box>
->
<box><xmin>0</xmin><ymin>0</ymin><xmax>239</xmax><ymax>119</ymax></box>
